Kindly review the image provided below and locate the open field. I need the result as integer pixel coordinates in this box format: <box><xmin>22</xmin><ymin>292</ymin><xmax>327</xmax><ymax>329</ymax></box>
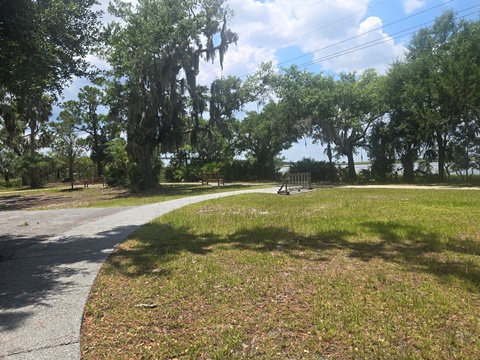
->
<box><xmin>81</xmin><ymin>188</ymin><xmax>480</xmax><ymax>359</ymax></box>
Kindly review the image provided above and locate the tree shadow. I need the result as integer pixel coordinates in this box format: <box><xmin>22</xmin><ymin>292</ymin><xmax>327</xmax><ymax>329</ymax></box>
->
<box><xmin>0</xmin><ymin>224</ymin><xmax>139</xmax><ymax>333</ymax></box>
<box><xmin>59</xmin><ymin>187</ymin><xmax>85</xmax><ymax>193</ymax></box>
<box><xmin>0</xmin><ymin>194</ymin><xmax>70</xmax><ymax>211</ymax></box>
<box><xmin>108</xmin><ymin>220</ymin><xmax>480</xmax><ymax>293</ymax></box>
<box><xmin>116</xmin><ymin>183</ymin><xmax>260</xmax><ymax>200</ymax></box>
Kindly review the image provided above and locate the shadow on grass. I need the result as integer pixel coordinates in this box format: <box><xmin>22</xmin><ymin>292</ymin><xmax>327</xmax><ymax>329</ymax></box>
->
<box><xmin>60</xmin><ymin>187</ymin><xmax>85</xmax><ymax>192</ymax></box>
<box><xmin>108</xmin><ymin>221</ymin><xmax>480</xmax><ymax>293</ymax></box>
<box><xmin>0</xmin><ymin>194</ymin><xmax>70</xmax><ymax>211</ymax></box>
<box><xmin>0</xmin><ymin>184</ymin><xmax>264</xmax><ymax>211</ymax></box>
<box><xmin>117</xmin><ymin>183</ymin><xmax>263</xmax><ymax>200</ymax></box>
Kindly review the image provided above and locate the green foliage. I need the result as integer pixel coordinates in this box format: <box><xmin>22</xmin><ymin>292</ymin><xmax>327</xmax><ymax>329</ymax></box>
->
<box><xmin>19</xmin><ymin>153</ymin><xmax>51</xmax><ymax>187</ymax></box>
<box><xmin>222</xmin><ymin>159</ymin><xmax>256</xmax><ymax>182</ymax></box>
<box><xmin>0</xmin><ymin>0</ymin><xmax>102</xmax><ymax>98</ymax></box>
<box><xmin>164</xmin><ymin>147</ymin><xmax>200</xmax><ymax>183</ymax></box>
<box><xmin>395</xmin><ymin>11</ymin><xmax>480</xmax><ymax>182</ymax></box>
<box><xmin>104</xmin><ymin>138</ymin><xmax>129</xmax><ymax>187</ymax></box>
<box><xmin>276</xmin><ymin>67</ymin><xmax>385</xmax><ymax>182</ymax></box>
<box><xmin>50</xmin><ymin>103</ymin><xmax>85</xmax><ymax>188</ymax></box>
<box><xmin>290</xmin><ymin>157</ymin><xmax>337</xmax><ymax>182</ymax></box>
<box><xmin>237</xmin><ymin>102</ymin><xmax>298</xmax><ymax>180</ymax></box>
<box><xmin>76</xmin><ymin>86</ymin><xmax>113</xmax><ymax>177</ymax></box>
<box><xmin>367</xmin><ymin>121</ymin><xmax>396</xmax><ymax>182</ymax></box>
<box><xmin>1</xmin><ymin>0</ymin><xmax>101</xmax><ymax>187</ymax></box>
<box><xmin>0</xmin><ymin>147</ymin><xmax>19</xmax><ymax>183</ymax></box>
<box><xmin>75</xmin><ymin>156</ymin><xmax>95</xmax><ymax>179</ymax></box>
<box><xmin>104</xmin><ymin>0</ymin><xmax>238</xmax><ymax>190</ymax></box>
<box><xmin>0</xmin><ymin>178</ymin><xmax>22</xmax><ymax>188</ymax></box>
<box><xmin>321</xmin><ymin>69</ymin><xmax>386</xmax><ymax>182</ymax></box>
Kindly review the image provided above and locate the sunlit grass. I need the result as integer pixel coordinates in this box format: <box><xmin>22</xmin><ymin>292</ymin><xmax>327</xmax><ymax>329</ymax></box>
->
<box><xmin>82</xmin><ymin>188</ymin><xmax>480</xmax><ymax>359</ymax></box>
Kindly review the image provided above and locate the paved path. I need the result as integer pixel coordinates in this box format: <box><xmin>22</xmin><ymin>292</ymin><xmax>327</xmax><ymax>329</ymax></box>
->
<box><xmin>0</xmin><ymin>188</ymin><xmax>278</xmax><ymax>359</ymax></box>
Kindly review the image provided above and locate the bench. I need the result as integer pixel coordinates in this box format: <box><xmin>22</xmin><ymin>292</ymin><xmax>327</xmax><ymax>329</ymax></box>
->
<box><xmin>278</xmin><ymin>172</ymin><xmax>313</xmax><ymax>195</ymax></box>
<box><xmin>201</xmin><ymin>172</ymin><xmax>224</xmax><ymax>186</ymax></box>
<box><xmin>82</xmin><ymin>177</ymin><xmax>105</xmax><ymax>188</ymax></box>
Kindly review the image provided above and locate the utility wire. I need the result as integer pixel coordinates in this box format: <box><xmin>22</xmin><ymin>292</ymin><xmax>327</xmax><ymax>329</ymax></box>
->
<box><xmin>276</xmin><ymin>0</ymin><xmax>453</xmax><ymax>67</ymax></box>
<box><xmin>238</xmin><ymin>0</ymin><xmax>454</xmax><ymax>78</ymax></box>
<box><xmin>296</xmin><ymin>7</ymin><xmax>480</xmax><ymax>70</ymax></box>
<box><xmin>259</xmin><ymin>0</ymin><xmax>389</xmax><ymax>54</ymax></box>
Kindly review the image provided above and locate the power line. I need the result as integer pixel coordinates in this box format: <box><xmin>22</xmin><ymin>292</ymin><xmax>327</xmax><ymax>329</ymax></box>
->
<box><xmin>276</xmin><ymin>0</ymin><xmax>453</xmax><ymax>68</ymax></box>
<box><xmin>238</xmin><ymin>0</ymin><xmax>455</xmax><ymax>78</ymax></box>
<box><xmin>258</xmin><ymin>0</ymin><xmax>390</xmax><ymax>55</ymax></box>
<box><xmin>295</xmin><ymin>7</ymin><xmax>480</xmax><ymax>70</ymax></box>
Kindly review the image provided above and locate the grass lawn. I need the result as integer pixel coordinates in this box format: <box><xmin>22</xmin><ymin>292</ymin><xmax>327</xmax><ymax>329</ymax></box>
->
<box><xmin>81</xmin><ymin>188</ymin><xmax>480</xmax><ymax>359</ymax></box>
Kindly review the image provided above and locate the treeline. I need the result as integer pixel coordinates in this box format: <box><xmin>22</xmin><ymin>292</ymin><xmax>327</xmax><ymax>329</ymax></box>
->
<box><xmin>1</xmin><ymin>1</ymin><xmax>479</xmax><ymax>189</ymax></box>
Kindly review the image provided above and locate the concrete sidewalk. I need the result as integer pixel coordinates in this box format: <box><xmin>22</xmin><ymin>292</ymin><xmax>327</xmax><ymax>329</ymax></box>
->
<box><xmin>0</xmin><ymin>188</ymin><xmax>278</xmax><ymax>359</ymax></box>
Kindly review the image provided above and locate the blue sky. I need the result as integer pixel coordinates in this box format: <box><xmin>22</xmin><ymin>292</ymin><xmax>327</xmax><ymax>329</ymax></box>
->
<box><xmin>62</xmin><ymin>0</ymin><xmax>480</xmax><ymax>163</ymax></box>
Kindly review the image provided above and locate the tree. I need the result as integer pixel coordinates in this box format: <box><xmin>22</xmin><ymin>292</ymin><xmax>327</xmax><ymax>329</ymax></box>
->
<box><xmin>0</xmin><ymin>89</ymin><xmax>25</xmax><ymax>157</ymax></box>
<box><xmin>440</xmin><ymin>18</ymin><xmax>480</xmax><ymax>122</ymax></box>
<box><xmin>19</xmin><ymin>92</ymin><xmax>53</xmax><ymax>188</ymax></box>
<box><xmin>403</xmin><ymin>10</ymin><xmax>480</xmax><ymax>181</ymax></box>
<box><xmin>104</xmin><ymin>0</ymin><xmax>238</xmax><ymax>190</ymax></box>
<box><xmin>313</xmin><ymin>70</ymin><xmax>385</xmax><ymax>182</ymax></box>
<box><xmin>76</xmin><ymin>86</ymin><xmax>114</xmax><ymax>177</ymax></box>
<box><xmin>104</xmin><ymin>138</ymin><xmax>129</xmax><ymax>187</ymax></box>
<box><xmin>384</xmin><ymin>60</ymin><xmax>425</xmax><ymax>182</ymax></box>
<box><xmin>50</xmin><ymin>105</ymin><xmax>85</xmax><ymax>190</ymax></box>
<box><xmin>237</xmin><ymin>102</ymin><xmax>297</xmax><ymax>180</ymax></box>
<box><xmin>367</xmin><ymin>120</ymin><xmax>396</xmax><ymax>182</ymax></box>
<box><xmin>1</xmin><ymin>0</ymin><xmax>102</xmax><ymax>187</ymax></box>
<box><xmin>437</xmin><ymin>18</ymin><xmax>480</xmax><ymax>178</ymax></box>
<box><xmin>274</xmin><ymin>66</ymin><xmax>327</xmax><ymax>144</ymax></box>
<box><xmin>0</xmin><ymin>147</ymin><xmax>17</xmax><ymax>184</ymax></box>
<box><xmin>0</xmin><ymin>0</ymin><xmax>102</xmax><ymax>98</ymax></box>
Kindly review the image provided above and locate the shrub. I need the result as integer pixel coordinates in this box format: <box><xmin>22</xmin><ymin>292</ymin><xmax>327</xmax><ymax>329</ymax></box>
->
<box><xmin>289</xmin><ymin>158</ymin><xmax>337</xmax><ymax>182</ymax></box>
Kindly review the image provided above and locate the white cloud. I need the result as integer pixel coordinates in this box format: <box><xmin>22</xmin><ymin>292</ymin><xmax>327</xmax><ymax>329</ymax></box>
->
<box><xmin>198</xmin><ymin>43</ymin><xmax>278</xmax><ymax>85</ymax></box>
<box><xmin>402</xmin><ymin>0</ymin><xmax>426</xmax><ymax>14</ymax></box>
<box><xmin>228</xmin><ymin>0</ymin><xmax>370</xmax><ymax>47</ymax></box>
<box><xmin>92</xmin><ymin>0</ymin><xmax>407</xmax><ymax>80</ymax></box>
<box><xmin>225</xmin><ymin>0</ymin><xmax>406</xmax><ymax>75</ymax></box>
<box><xmin>317</xmin><ymin>16</ymin><xmax>406</xmax><ymax>74</ymax></box>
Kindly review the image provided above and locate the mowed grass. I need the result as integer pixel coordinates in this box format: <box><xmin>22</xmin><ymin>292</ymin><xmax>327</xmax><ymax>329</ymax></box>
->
<box><xmin>81</xmin><ymin>188</ymin><xmax>480</xmax><ymax>359</ymax></box>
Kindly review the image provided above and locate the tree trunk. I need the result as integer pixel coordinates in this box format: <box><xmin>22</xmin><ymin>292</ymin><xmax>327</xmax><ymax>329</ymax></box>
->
<box><xmin>69</xmin><ymin>154</ymin><xmax>74</xmax><ymax>190</ymax></box>
<box><xmin>267</xmin><ymin>155</ymin><xmax>276</xmax><ymax>181</ymax></box>
<box><xmin>436</xmin><ymin>131</ymin><xmax>446</xmax><ymax>182</ymax></box>
<box><xmin>346</xmin><ymin>151</ymin><xmax>357</xmax><ymax>182</ymax></box>
<box><xmin>93</xmin><ymin>126</ymin><xmax>103</xmax><ymax>177</ymax></box>
<box><xmin>326</xmin><ymin>143</ymin><xmax>333</xmax><ymax>164</ymax></box>
<box><xmin>402</xmin><ymin>151</ymin><xmax>416</xmax><ymax>183</ymax></box>
<box><xmin>131</xmin><ymin>144</ymin><xmax>156</xmax><ymax>190</ymax></box>
<box><xmin>29</xmin><ymin>117</ymin><xmax>40</xmax><ymax>188</ymax></box>
<box><xmin>97</xmin><ymin>161</ymin><xmax>103</xmax><ymax>177</ymax></box>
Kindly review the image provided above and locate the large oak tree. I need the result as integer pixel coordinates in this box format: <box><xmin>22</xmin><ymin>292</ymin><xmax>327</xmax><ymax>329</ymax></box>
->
<box><xmin>104</xmin><ymin>0</ymin><xmax>238</xmax><ymax>190</ymax></box>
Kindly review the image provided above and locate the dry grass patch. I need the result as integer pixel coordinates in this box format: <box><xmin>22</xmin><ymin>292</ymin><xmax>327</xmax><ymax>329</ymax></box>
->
<box><xmin>82</xmin><ymin>189</ymin><xmax>480</xmax><ymax>359</ymax></box>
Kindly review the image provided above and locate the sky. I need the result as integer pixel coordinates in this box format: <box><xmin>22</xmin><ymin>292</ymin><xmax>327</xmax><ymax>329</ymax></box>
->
<box><xmin>61</xmin><ymin>0</ymin><xmax>480</xmax><ymax>163</ymax></box>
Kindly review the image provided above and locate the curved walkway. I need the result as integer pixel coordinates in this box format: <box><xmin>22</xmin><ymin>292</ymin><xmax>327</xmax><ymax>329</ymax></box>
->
<box><xmin>0</xmin><ymin>188</ymin><xmax>278</xmax><ymax>360</ymax></box>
